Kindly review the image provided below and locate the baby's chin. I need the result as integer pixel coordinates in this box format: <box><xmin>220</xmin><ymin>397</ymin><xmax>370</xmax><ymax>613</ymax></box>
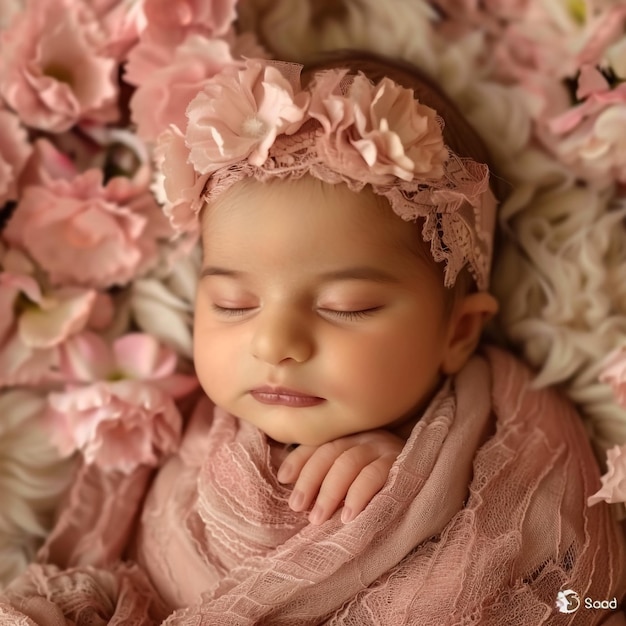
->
<box><xmin>255</xmin><ymin>424</ymin><xmax>344</xmax><ymax>448</ymax></box>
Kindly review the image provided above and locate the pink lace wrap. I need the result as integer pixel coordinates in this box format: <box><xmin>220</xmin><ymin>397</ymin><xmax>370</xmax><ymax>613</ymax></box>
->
<box><xmin>2</xmin><ymin>347</ymin><xmax>625</xmax><ymax>624</ymax></box>
<box><xmin>157</xmin><ymin>59</ymin><xmax>497</xmax><ymax>290</ymax></box>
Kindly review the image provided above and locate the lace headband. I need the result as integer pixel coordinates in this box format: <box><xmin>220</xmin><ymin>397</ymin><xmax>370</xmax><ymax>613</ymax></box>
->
<box><xmin>156</xmin><ymin>59</ymin><xmax>497</xmax><ymax>290</ymax></box>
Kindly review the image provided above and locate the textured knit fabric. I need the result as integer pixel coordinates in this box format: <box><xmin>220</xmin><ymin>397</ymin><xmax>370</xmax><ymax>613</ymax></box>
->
<box><xmin>1</xmin><ymin>347</ymin><xmax>625</xmax><ymax>625</ymax></box>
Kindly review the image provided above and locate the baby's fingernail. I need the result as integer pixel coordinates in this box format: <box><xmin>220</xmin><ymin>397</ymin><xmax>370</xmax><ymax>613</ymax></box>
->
<box><xmin>309</xmin><ymin>504</ymin><xmax>325</xmax><ymax>525</ymax></box>
<box><xmin>289</xmin><ymin>490</ymin><xmax>305</xmax><ymax>511</ymax></box>
<box><xmin>277</xmin><ymin>463</ymin><xmax>292</xmax><ymax>483</ymax></box>
<box><xmin>341</xmin><ymin>507</ymin><xmax>353</xmax><ymax>524</ymax></box>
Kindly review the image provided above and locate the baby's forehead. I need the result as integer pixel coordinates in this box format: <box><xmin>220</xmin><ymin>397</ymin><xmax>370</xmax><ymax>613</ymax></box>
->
<box><xmin>202</xmin><ymin>175</ymin><xmax>412</xmax><ymax>234</ymax></box>
<box><xmin>200</xmin><ymin>175</ymin><xmax>438</xmax><ymax>275</ymax></box>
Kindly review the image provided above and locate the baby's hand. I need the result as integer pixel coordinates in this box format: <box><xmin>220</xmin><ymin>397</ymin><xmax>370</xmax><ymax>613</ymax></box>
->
<box><xmin>276</xmin><ymin>430</ymin><xmax>404</xmax><ymax>525</ymax></box>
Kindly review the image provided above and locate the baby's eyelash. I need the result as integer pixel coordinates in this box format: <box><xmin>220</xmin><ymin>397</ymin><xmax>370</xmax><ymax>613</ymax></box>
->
<box><xmin>324</xmin><ymin>307</ymin><xmax>380</xmax><ymax>320</ymax></box>
<box><xmin>211</xmin><ymin>305</ymin><xmax>254</xmax><ymax>317</ymax></box>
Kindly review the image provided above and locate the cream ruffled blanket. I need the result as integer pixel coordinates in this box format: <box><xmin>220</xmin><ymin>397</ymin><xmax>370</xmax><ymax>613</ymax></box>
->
<box><xmin>1</xmin><ymin>347</ymin><xmax>625</xmax><ymax>625</ymax></box>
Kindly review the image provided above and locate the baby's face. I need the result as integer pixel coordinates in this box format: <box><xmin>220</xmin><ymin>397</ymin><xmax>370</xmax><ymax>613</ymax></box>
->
<box><xmin>194</xmin><ymin>177</ymin><xmax>457</xmax><ymax>445</ymax></box>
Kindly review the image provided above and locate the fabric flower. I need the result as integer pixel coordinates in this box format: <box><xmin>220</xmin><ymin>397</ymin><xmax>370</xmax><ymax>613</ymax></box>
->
<box><xmin>186</xmin><ymin>59</ymin><xmax>309</xmax><ymax>173</ymax></box>
<box><xmin>3</xmin><ymin>168</ymin><xmax>169</xmax><ymax>289</ymax></box>
<box><xmin>588</xmin><ymin>444</ymin><xmax>626</xmax><ymax>505</ymax></box>
<box><xmin>0</xmin><ymin>110</ymin><xmax>32</xmax><ymax>206</ymax></box>
<box><xmin>351</xmin><ymin>74</ymin><xmax>447</xmax><ymax>180</ymax></box>
<box><xmin>127</xmin><ymin>34</ymin><xmax>239</xmax><ymax>142</ymax></box>
<box><xmin>47</xmin><ymin>332</ymin><xmax>198</xmax><ymax>473</ymax></box>
<box><xmin>311</xmin><ymin>71</ymin><xmax>448</xmax><ymax>183</ymax></box>
<box><xmin>0</xmin><ymin>0</ymin><xmax>119</xmax><ymax>132</ymax></box>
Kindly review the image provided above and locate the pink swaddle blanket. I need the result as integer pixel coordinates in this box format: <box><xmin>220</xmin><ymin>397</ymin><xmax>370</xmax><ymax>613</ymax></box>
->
<box><xmin>2</xmin><ymin>347</ymin><xmax>625</xmax><ymax>625</ymax></box>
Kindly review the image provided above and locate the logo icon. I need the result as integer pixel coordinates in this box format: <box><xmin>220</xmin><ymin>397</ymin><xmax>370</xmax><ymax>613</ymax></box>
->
<box><xmin>556</xmin><ymin>589</ymin><xmax>581</xmax><ymax>614</ymax></box>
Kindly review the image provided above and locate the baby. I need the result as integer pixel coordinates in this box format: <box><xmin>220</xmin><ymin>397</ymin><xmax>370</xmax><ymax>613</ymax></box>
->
<box><xmin>1</xmin><ymin>52</ymin><xmax>625</xmax><ymax>625</ymax></box>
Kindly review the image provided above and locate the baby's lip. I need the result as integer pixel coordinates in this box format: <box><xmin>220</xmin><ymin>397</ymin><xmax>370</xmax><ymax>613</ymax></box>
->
<box><xmin>250</xmin><ymin>386</ymin><xmax>325</xmax><ymax>407</ymax></box>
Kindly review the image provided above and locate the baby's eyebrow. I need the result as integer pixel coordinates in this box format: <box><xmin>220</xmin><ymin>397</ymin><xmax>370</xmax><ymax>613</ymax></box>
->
<box><xmin>200</xmin><ymin>266</ymin><xmax>243</xmax><ymax>278</ymax></box>
<box><xmin>318</xmin><ymin>267</ymin><xmax>401</xmax><ymax>284</ymax></box>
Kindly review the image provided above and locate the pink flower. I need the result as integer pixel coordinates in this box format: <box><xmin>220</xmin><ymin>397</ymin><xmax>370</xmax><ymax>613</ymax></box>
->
<box><xmin>0</xmin><ymin>248</ymin><xmax>101</xmax><ymax>387</ymax></box>
<box><xmin>90</xmin><ymin>0</ymin><xmax>147</xmax><ymax>60</ymax></box>
<box><xmin>351</xmin><ymin>75</ymin><xmax>447</xmax><ymax>180</ymax></box>
<box><xmin>0</xmin><ymin>0</ymin><xmax>119</xmax><ymax>132</ymax></box>
<box><xmin>153</xmin><ymin>125</ymin><xmax>207</xmax><ymax>233</ymax></box>
<box><xmin>46</xmin><ymin>332</ymin><xmax>197</xmax><ymax>473</ymax></box>
<box><xmin>18</xmin><ymin>139</ymin><xmax>80</xmax><ymax>188</ymax></box>
<box><xmin>0</xmin><ymin>109</ymin><xmax>31</xmax><ymax>206</ymax></box>
<box><xmin>46</xmin><ymin>380</ymin><xmax>183</xmax><ymax>473</ymax></box>
<box><xmin>311</xmin><ymin>71</ymin><xmax>448</xmax><ymax>183</ymax></box>
<box><xmin>186</xmin><ymin>59</ymin><xmax>309</xmax><ymax>173</ymax></box>
<box><xmin>0</xmin><ymin>274</ymin><xmax>96</xmax><ymax>350</ymax></box>
<box><xmin>599</xmin><ymin>346</ymin><xmax>626</xmax><ymax>408</ymax></box>
<box><xmin>588</xmin><ymin>444</ymin><xmax>626</xmax><ymax>505</ymax></box>
<box><xmin>4</xmin><ymin>168</ymin><xmax>169</xmax><ymax>288</ymax></box>
<box><xmin>544</xmin><ymin>82</ymin><xmax>626</xmax><ymax>185</ymax></box>
<box><xmin>127</xmin><ymin>34</ymin><xmax>239</xmax><ymax>142</ymax></box>
<box><xmin>58</xmin><ymin>332</ymin><xmax>197</xmax><ymax>395</ymax></box>
<box><xmin>142</xmin><ymin>0</ymin><xmax>238</xmax><ymax>47</ymax></box>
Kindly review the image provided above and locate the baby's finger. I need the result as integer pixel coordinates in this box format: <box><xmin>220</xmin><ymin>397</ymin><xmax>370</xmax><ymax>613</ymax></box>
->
<box><xmin>276</xmin><ymin>444</ymin><xmax>317</xmax><ymax>484</ymax></box>
<box><xmin>341</xmin><ymin>456</ymin><xmax>394</xmax><ymax>523</ymax></box>
<box><xmin>308</xmin><ymin>445</ymin><xmax>380</xmax><ymax>525</ymax></box>
<box><xmin>288</xmin><ymin>439</ymin><xmax>356</xmax><ymax>514</ymax></box>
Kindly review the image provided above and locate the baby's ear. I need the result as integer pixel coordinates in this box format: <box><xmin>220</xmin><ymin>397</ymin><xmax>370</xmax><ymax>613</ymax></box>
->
<box><xmin>441</xmin><ymin>292</ymin><xmax>499</xmax><ymax>375</ymax></box>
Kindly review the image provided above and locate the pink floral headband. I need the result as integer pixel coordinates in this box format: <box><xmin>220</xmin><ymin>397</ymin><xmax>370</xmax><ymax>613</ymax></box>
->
<box><xmin>156</xmin><ymin>59</ymin><xmax>497</xmax><ymax>290</ymax></box>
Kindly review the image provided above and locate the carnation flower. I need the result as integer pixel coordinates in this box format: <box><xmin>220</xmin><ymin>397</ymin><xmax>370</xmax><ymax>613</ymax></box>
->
<box><xmin>0</xmin><ymin>249</ymin><xmax>102</xmax><ymax>388</ymax></box>
<box><xmin>142</xmin><ymin>0</ymin><xmax>238</xmax><ymax>46</ymax></box>
<box><xmin>127</xmin><ymin>34</ymin><xmax>239</xmax><ymax>142</ymax></box>
<box><xmin>3</xmin><ymin>168</ymin><xmax>170</xmax><ymax>289</ymax></box>
<box><xmin>47</xmin><ymin>332</ymin><xmax>198</xmax><ymax>473</ymax></box>
<box><xmin>46</xmin><ymin>380</ymin><xmax>183</xmax><ymax>474</ymax></box>
<box><xmin>186</xmin><ymin>59</ymin><xmax>309</xmax><ymax>173</ymax></box>
<box><xmin>153</xmin><ymin>125</ymin><xmax>207</xmax><ymax>233</ymax></box>
<box><xmin>545</xmin><ymin>75</ymin><xmax>626</xmax><ymax>185</ymax></box>
<box><xmin>0</xmin><ymin>110</ymin><xmax>31</xmax><ymax>206</ymax></box>
<box><xmin>0</xmin><ymin>0</ymin><xmax>119</xmax><ymax>132</ymax></box>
